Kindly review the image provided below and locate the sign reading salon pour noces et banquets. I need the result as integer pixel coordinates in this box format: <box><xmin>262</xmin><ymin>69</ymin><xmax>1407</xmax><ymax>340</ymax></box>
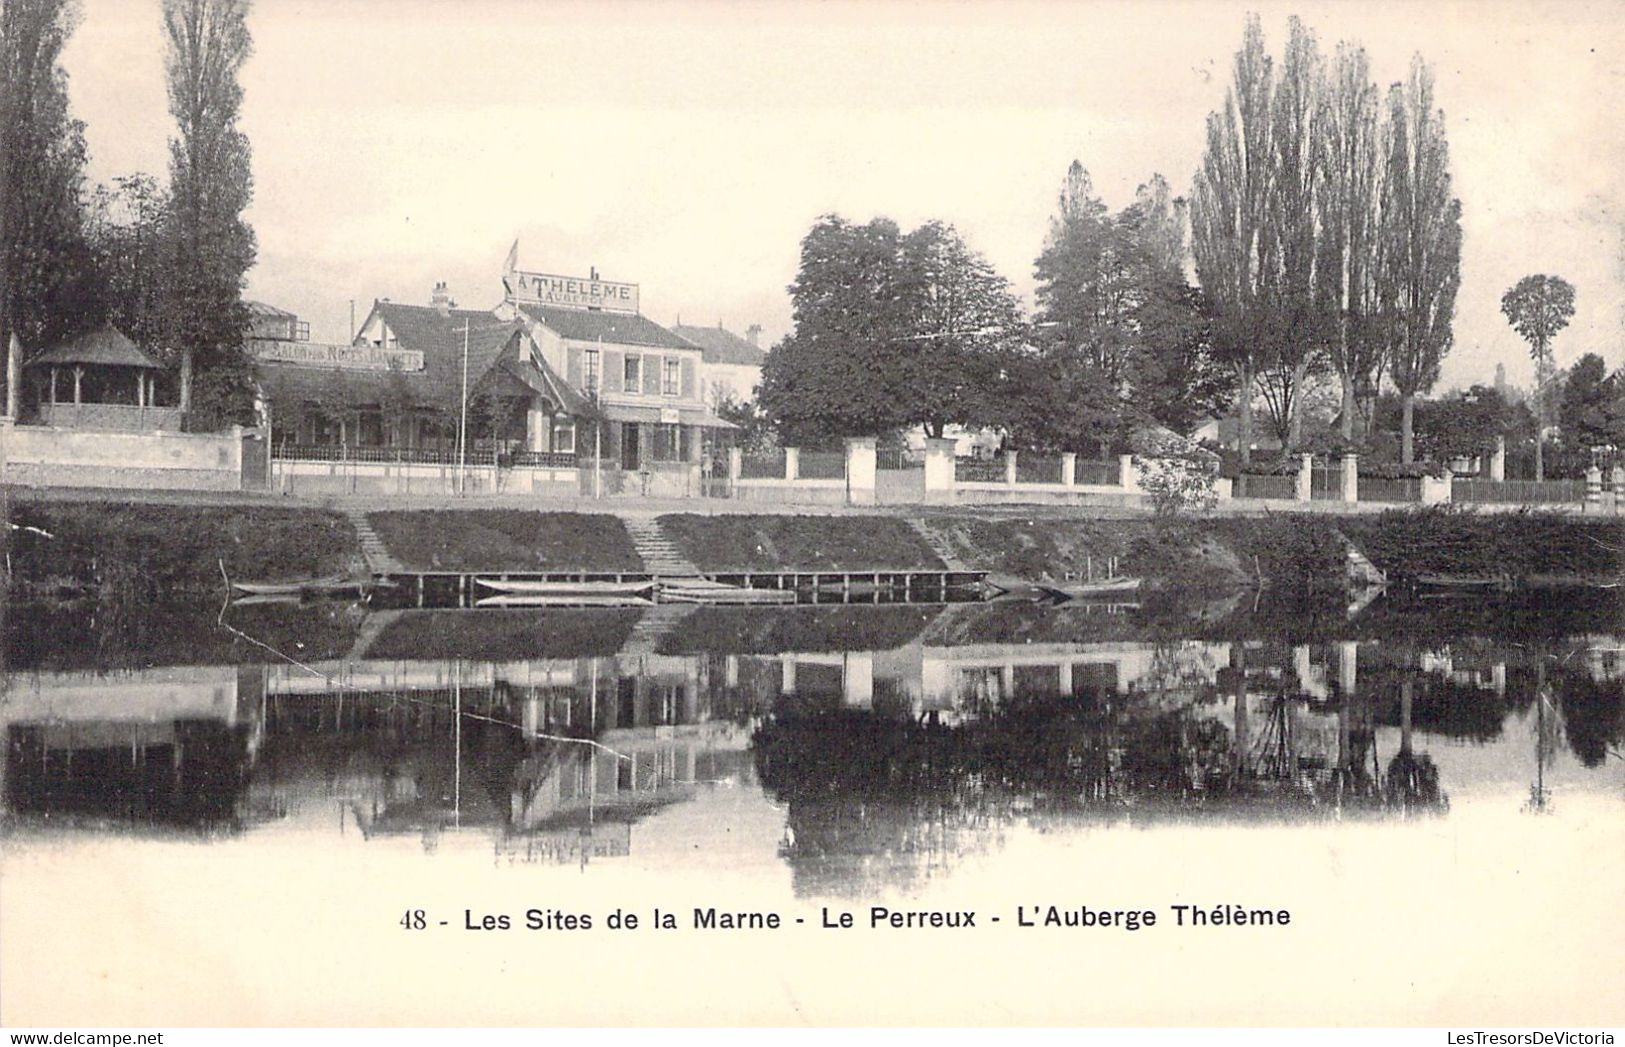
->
<box><xmin>503</xmin><ymin>269</ymin><xmax>639</xmax><ymax>314</ymax></box>
<box><xmin>247</xmin><ymin>339</ymin><xmax>425</xmax><ymax>372</ymax></box>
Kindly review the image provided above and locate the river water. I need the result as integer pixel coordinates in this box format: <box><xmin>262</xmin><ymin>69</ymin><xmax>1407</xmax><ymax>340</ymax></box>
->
<box><xmin>3</xmin><ymin>591</ymin><xmax>1622</xmax><ymax>1025</ymax></box>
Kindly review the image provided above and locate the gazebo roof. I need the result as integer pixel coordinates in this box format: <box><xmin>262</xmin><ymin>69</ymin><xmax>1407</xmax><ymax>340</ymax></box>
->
<box><xmin>27</xmin><ymin>325</ymin><xmax>163</xmax><ymax>370</ymax></box>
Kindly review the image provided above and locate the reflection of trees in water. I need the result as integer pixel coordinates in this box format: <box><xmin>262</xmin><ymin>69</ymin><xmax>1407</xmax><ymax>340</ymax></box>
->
<box><xmin>753</xmin><ymin>682</ymin><xmax>1445</xmax><ymax>896</ymax></box>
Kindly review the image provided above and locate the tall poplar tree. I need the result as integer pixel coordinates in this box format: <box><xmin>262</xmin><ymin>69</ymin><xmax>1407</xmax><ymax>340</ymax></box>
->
<box><xmin>162</xmin><ymin>0</ymin><xmax>257</xmax><ymax>428</ymax></box>
<box><xmin>1315</xmin><ymin>40</ymin><xmax>1386</xmax><ymax>441</ymax></box>
<box><xmin>1254</xmin><ymin>15</ymin><xmax>1325</xmax><ymax>452</ymax></box>
<box><xmin>0</xmin><ymin>0</ymin><xmax>93</xmax><ymax>406</ymax></box>
<box><xmin>1379</xmin><ymin>56</ymin><xmax>1461</xmax><ymax>465</ymax></box>
<box><xmin>1191</xmin><ymin>14</ymin><xmax>1274</xmax><ymax>464</ymax></box>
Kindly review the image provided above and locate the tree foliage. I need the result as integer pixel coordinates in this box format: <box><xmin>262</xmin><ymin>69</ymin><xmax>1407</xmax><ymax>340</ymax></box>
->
<box><xmin>1499</xmin><ymin>273</ymin><xmax>1576</xmax><ymax>478</ymax></box>
<box><xmin>163</xmin><ymin>0</ymin><xmax>257</xmax><ymax>429</ymax></box>
<box><xmin>1379</xmin><ymin>56</ymin><xmax>1462</xmax><ymax>464</ymax></box>
<box><xmin>1191</xmin><ymin>13</ymin><xmax>1275</xmax><ymax>464</ymax></box>
<box><xmin>758</xmin><ymin>215</ymin><xmax>1019</xmax><ymax>447</ymax></box>
<box><xmin>0</xmin><ymin>0</ymin><xmax>95</xmax><ymax>385</ymax></box>
<box><xmin>1024</xmin><ymin>163</ymin><xmax>1227</xmax><ymax>453</ymax></box>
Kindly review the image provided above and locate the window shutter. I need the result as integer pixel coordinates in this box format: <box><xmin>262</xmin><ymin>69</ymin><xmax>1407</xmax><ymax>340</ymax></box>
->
<box><xmin>680</xmin><ymin>357</ymin><xmax>696</xmax><ymax>399</ymax></box>
<box><xmin>643</xmin><ymin>357</ymin><xmax>660</xmax><ymax>395</ymax></box>
<box><xmin>604</xmin><ymin>350</ymin><xmax>623</xmax><ymax>393</ymax></box>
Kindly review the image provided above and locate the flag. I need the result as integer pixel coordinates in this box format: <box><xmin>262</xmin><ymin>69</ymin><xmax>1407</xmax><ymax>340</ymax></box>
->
<box><xmin>502</xmin><ymin>238</ymin><xmax>519</xmax><ymax>275</ymax></box>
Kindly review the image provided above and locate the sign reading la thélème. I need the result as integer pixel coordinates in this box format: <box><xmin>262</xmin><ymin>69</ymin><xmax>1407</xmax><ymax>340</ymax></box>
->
<box><xmin>504</xmin><ymin>270</ymin><xmax>639</xmax><ymax>314</ymax></box>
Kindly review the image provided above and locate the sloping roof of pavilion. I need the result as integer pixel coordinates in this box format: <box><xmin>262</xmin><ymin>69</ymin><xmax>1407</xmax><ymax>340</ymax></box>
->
<box><xmin>26</xmin><ymin>325</ymin><xmax>163</xmax><ymax>370</ymax></box>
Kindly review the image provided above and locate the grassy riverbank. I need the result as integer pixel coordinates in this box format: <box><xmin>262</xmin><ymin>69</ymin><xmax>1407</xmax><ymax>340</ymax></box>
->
<box><xmin>6</xmin><ymin>495</ymin><xmax>1620</xmax><ymax>599</ymax></box>
<box><xmin>368</xmin><ymin>510</ymin><xmax>641</xmax><ymax>572</ymax></box>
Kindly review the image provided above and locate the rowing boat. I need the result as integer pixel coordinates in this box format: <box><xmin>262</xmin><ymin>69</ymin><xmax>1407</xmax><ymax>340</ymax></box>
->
<box><xmin>475</xmin><ymin>593</ymin><xmax>656</xmax><ymax>608</ymax></box>
<box><xmin>475</xmin><ymin>578</ymin><xmax>657</xmax><ymax>597</ymax></box>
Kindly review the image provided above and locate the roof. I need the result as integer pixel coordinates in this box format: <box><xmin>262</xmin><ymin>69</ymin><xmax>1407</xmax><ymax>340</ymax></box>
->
<box><xmin>517</xmin><ymin>303</ymin><xmax>694</xmax><ymax>351</ymax></box>
<box><xmin>671</xmin><ymin>324</ymin><xmax>766</xmax><ymax>367</ymax></box>
<box><xmin>260</xmin><ymin>302</ymin><xmax>590</xmax><ymax>417</ymax></box>
<box><xmin>27</xmin><ymin>325</ymin><xmax>163</xmax><ymax>369</ymax></box>
<box><xmin>246</xmin><ymin>300</ymin><xmax>296</xmax><ymax>320</ymax></box>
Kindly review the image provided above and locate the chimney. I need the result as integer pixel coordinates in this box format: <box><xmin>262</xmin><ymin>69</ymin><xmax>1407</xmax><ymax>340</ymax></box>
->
<box><xmin>746</xmin><ymin>324</ymin><xmax>762</xmax><ymax>348</ymax></box>
<box><xmin>431</xmin><ymin>281</ymin><xmax>452</xmax><ymax>314</ymax></box>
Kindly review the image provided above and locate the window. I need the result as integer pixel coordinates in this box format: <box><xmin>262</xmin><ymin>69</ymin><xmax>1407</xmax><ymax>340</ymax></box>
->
<box><xmin>552</xmin><ymin>419</ymin><xmax>576</xmax><ymax>454</ymax></box>
<box><xmin>651</xmin><ymin>423</ymin><xmax>681</xmax><ymax>461</ymax></box>
<box><xmin>662</xmin><ymin>357</ymin><xmax>681</xmax><ymax>396</ymax></box>
<box><xmin>623</xmin><ymin>353</ymin><xmax>641</xmax><ymax>392</ymax></box>
<box><xmin>583</xmin><ymin>349</ymin><xmax>600</xmax><ymax>392</ymax></box>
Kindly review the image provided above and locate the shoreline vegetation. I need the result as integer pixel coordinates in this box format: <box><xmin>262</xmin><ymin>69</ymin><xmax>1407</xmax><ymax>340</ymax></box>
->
<box><xmin>4</xmin><ymin>497</ymin><xmax>1621</xmax><ymax>603</ymax></box>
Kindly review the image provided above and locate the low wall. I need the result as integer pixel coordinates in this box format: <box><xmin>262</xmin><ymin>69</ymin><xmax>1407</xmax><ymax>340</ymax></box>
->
<box><xmin>734</xmin><ymin>477</ymin><xmax>848</xmax><ymax>506</ymax></box>
<box><xmin>2</xmin><ymin>422</ymin><xmax>242</xmax><ymax>491</ymax></box>
<box><xmin>951</xmin><ymin>481</ymin><xmax>1150</xmax><ymax>509</ymax></box>
<box><xmin>38</xmin><ymin>402</ymin><xmax>183</xmax><ymax>432</ymax></box>
<box><xmin>272</xmin><ymin>459</ymin><xmax>578</xmax><ymax>497</ymax></box>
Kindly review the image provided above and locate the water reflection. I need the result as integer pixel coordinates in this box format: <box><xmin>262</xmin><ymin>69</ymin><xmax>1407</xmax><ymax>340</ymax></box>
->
<box><xmin>3</xmin><ymin>600</ymin><xmax>1622</xmax><ymax>893</ymax></box>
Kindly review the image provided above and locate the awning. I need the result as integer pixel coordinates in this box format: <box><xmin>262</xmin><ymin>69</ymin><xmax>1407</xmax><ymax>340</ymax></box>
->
<box><xmin>597</xmin><ymin>403</ymin><xmax>736</xmax><ymax>429</ymax></box>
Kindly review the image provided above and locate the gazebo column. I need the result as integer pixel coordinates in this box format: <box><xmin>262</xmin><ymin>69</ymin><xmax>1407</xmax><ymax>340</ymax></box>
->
<box><xmin>72</xmin><ymin>366</ymin><xmax>83</xmax><ymax>405</ymax></box>
<box><xmin>136</xmin><ymin>368</ymin><xmax>146</xmax><ymax>407</ymax></box>
<box><xmin>49</xmin><ymin>367</ymin><xmax>58</xmax><ymax>404</ymax></box>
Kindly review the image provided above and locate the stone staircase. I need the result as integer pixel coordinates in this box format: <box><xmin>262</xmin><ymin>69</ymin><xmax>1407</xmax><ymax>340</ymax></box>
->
<box><xmin>906</xmin><ymin>517</ymin><xmax>967</xmax><ymax>571</ymax></box>
<box><xmin>618</xmin><ymin>604</ymin><xmax>699</xmax><ymax>657</ymax></box>
<box><xmin>344</xmin><ymin>609</ymin><xmax>404</xmax><ymax>662</ymax></box>
<box><xmin>344</xmin><ymin>509</ymin><xmax>405</xmax><ymax>574</ymax></box>
<box><xmin>623</xmin><ymin>516</ymin><xmax>700</xmax><ymax>577</ymax></box>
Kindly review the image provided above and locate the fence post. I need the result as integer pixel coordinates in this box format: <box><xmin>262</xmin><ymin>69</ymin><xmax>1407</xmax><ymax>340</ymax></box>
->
<box><xmin>784</xmin><ymin>446</ymin><xmax>800</xmax><ymax>482</ymax></box>
<box><xmin>844</xmin><ymin>436</ymin><xmax>876</xmax><ymax>506</ymax></box>
<box><xmin>923</xmin><ymin>437</ymin><xmax>956</xmax><ymax>501</ymax></box>
<box><xmin>1490</xmin><ymin>436</ymin><xmax>1506</xmax><ymax>482</ymax></box>
<box><xmin>1421</xmin><ymin>471</ymin><xmax>1453</xmax><ymax>506</ymax></box>
<box><xmin>1586</xmin><ymin>466</ymin><xmax>1602</xmax><ymax>512</ymax></box>
<box><xmin>1118</xmin><ymin>454</ymin><xmax>1139</xmax><ymax>493</ymax></box>
<box><xmin>1341</xmin><ymin>453</ymin><xmax>1359</xmax><ymax>503</ymax></box>
<box><xmin>1061</xmin><ymin>452</ymin><xmax>1077</xmax><ymax>489</ymax></box>
<box><xmin>727</xmin><ymin>446</ymin><xmax>742</xmax><ymax>489</ymax></box>
<box><xmin>1004</xmin><ymin>449</ymin><xmax>1019</xmax><ymax>486</ymax></box>
<box><xmin>1295</xmin><ymin>453</ymin><xmax>1313</xmax><ymax>502</ymax></box>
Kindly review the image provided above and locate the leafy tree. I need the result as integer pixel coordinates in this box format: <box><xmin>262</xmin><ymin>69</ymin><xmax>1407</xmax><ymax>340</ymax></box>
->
<box><xmin>162</xmin><ymin>0</ymin><xmax>257</xmax><ymax>429</ymax></box>
<box><xmin>85</xmin><ymin>174</ymin><xmax>171</xmax><ymax>355</ymax></box>
<box><xmin>0</xmin><ymin>0</ymin><xmax>95</xmax><ymax>401</ymax></box>
<box><xmin>1191</xmin><ymin>14</ymin><xmax>1275</xmax><ymax>464</ymax></box>
<box><xmin>1557</xmin><ymin>352</ymin><xmax>1621</xmax><ymax>452</ymax></box>
<box><xmin>715</xmin><ymin>393</ymin><xmax>776</xmax><ymax>454</ymax></box>
<box><xmin>1255</xmin><ymin>15</ymin><xmax>1327</xmax><ymax>452</ymax></box>
<box><xmin>1315</xmin><ymin>40</ymin><xmax>1387</xmax><ymax>440</ymax></box>
<box><xmin>758</xmin><ymin>215</ymin><xmax>1017</xmax><ymax>446</ymax></box>
<box><xmin>1379</xmin><ymin>56</ymin><xmax>1462</xmax><ymax>464</ymax></box>
<box><xmin>1028</xmin><ymin>164</ymin><xmax>1227</xmax><ymax>453</ymax></box>
<box><xmin>1410</xmin><ymin>385</ymin><xmax>1535</xmax><ymax>462</ymax></box>
<box><xmin>1500</xmin><ymin>273</ymin><xmax>1576</xmax><ymax>479</ymax></box>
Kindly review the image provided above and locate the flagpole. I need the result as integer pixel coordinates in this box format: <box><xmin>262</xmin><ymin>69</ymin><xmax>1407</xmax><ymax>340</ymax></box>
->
<box><xmin>458</xmin><ymin>319</ymin><xmax>470</xmax><ymax>495</ymax></box>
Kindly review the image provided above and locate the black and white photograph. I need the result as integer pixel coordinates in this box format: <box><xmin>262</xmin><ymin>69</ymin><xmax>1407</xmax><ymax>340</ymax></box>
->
<box><xmin>1</xmin><ymin>0</ymin><xmax>1622</xmax><ymax>1032</ymax></box>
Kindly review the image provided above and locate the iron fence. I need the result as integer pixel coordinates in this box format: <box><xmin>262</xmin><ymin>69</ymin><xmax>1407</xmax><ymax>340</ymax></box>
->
<box><xmin>740</xmin><ymin>451</ymin><xmax>787</xmax><ymax>479</ymax></box>
<box><xmin>1232</xmin><ymin>474</ymin><xmax>1295</xmax><ymax>500</ymax></box>
<box><xmin>1015</xmin><ymin>455</ymin><xmax>1063</xmax><ymax>484</ymax></box>
<box><xmin>955</xmin><ymin>456</ymin><xmax>1005</xmax><ymax>483</ymax></box>
<box><xmin>1074</xmin><ymin>459</ymin><xmax>1117</xmax><ymax>486</ymax></box>
<box><xmin>1454</xmin><ymin>478</ymin><xmax>1586</xmax><ymax>504</ymax></box>
<box><xmin>799</xmin><ymin>451</ymin><xmax>847</xmax><ymax>479</ymax></box>
<box><xmin>1357</xmin><ymin>477</ymin><xmax>1421</xmax><ymax>503</ymax></box>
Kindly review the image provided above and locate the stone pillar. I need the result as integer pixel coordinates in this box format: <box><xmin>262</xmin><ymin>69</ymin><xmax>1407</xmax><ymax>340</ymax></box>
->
<box><xmin>526</xmin><ymin>405</ymin><xmax>547</xmax><ymax>451</ymax></box>
<box><xmin>1490</xmin><ymin>436</ymin><xmax>1506</xmax><ymax>482</ymax></box>
<box><xmin>727</xmin><ymin>446</ymin><xmax>742</xmax><ymax>483</ymax></box>
<box><xmin>784</xmin><ymin>446</ymin><xmax>800</xmax><ymax>481</ymax></box>
<box><xmin>1337</xmin><ymin>641</ymin><xmax>1358</xmax><ymax>696</ymax></box>
<box><xmin>1340</xmin><ymin>453</ymin><xmax>1359</xmax><ymax>503</ymax></box>
<box><xmin>1061</xmin><ymin>452</ymin><xmax>1077</xmax><ymax>488</ymax></box>
<box><xmin>1119</xmin><ymin>453</ymin><xmax>1140</xmax><ymax>493</ymax></box>
<box><xmin>1585</xmin><ymin>466</ymin><xmax>1602</xmax><ymax>511</ymax></box>
<box><xmin>1057</xmin><ymin>661</ymin><xmax>1074</xmax><ymax>697</ymax></box>
<box><xmin>1295</xmin><ymin>453</ymin><xmax>1313</xmax><ymax>502</ymax></box>
<box><xmin>844</xmin><ymin>436</ymin><xmax>876</xmax><ymax>505</ymax></box>
<box><xmin>842</xmin><ymin>652</ymin><xmax>874</xmax><ymax>709</ymax></box>
<box><xmin>1420</xmin><ymin>470</ymin><xmax>1453</xmax><ymax>506</ymax></box>
<box><xmin>1004</xmin><ymin>450</ymin><xmax>1019</xmax><ymax>486</ymax></box>
<box><xmin>0</xmin><ymin>415</ymin><xmax>11</xmax><ymax>480</ymax></box>
<box><xmin>1214</xmin><ymin>477</ymin><xmax>1233</xmax><ymax>500</ymax></box>
<box><xmin>4</xmin><ymin>332</ymin><xmax>20</xmax><ymax>419</ymax></box>
<box><xmin>922</xmin><ymin>437</ymin><xmax>956</xmax><ymax>498</ymax></box>
<box><xmin>780</xmin><ymin>658</ymin><xmax>797</xmax><ymax>696</ymax></box>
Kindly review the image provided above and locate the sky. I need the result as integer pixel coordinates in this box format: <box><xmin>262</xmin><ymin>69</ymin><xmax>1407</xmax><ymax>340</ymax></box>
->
<box><xmin>58</xmin><ymin>0</ymin><xmax>1625</xmax><ymax>392</ymax></box>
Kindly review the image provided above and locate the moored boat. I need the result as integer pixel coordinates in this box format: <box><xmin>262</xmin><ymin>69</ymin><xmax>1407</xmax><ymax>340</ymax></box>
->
<box><xmin>475</xmin><ymin>578</ymin><xmax>657</xmax><ymax>597</ymax></box>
